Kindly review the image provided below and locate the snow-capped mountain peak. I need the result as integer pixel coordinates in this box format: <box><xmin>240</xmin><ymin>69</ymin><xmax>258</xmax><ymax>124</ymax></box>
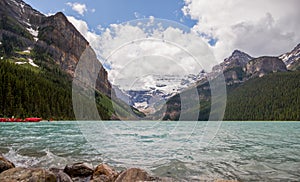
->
<box><xmin>212</xmin><ymin>50</ymin><xmax>253</xmax><ymax>73</ymax></box>
<box><xmin>279</xmin><ymin>44</ymin><xmax>300</xmax><ymax>70</ymax></box>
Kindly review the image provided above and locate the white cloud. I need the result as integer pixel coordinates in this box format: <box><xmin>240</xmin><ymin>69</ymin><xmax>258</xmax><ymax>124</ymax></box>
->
<box><xmin>182</xmin><ymin>0</ymin><xmax>300</xmax><ymax>61</ymax></box>
<box><xmin>96</xmin><ymin>19</ymin><xmax>216</xmax><ymax>90</ymax></box>
<box><xmin>66</xmin><ymin>2</ymin><xmax>87</xmax><ymax>16</ymax></box>
<box><xmin>67</xmin><ymin>17</ymin><xmax>216</xmax><ymax>91</ymax></box>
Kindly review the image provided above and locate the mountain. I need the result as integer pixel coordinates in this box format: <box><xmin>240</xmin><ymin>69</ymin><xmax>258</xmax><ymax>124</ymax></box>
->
<box><xmin>117</xmin><ymin>71</ymin><xmax>207</xmax><ymax>115</ymax></box>
<box><xmin>210</xmin><ymin>50</ymin><xmax>253</xmax><ymax>85</ymax></box>
<box><xmin>0</xmin><ymin>0</ymin><xmax>123</xmax><ymax>119</ymax></box>
<box><xmin>0</xmin><ymin>0</ymin><xmax>111</xmax><ymax>95</ymax></box>
<box><xmin>245</xmin><ymin>56</ymin><xmax>287</xmax><ymax>78</ymax></box>
<box><xmin>279</xmin><ymin>43</ymin><xmax>300</xmax><ymax>71</ymax></box>
<box><xmin>212</xmin><ymin>50</ymin><xmax>253</xmax><ymax>73</ymax></box>
<box><xmin>210</xmin><ymin>50</ymin><xmax>288</xmax><ymax>85</ymax></box>
<box><xmin>158</xmin><ymin>46</ymin><xmax>299</xmax><ymax>121</ymax></box>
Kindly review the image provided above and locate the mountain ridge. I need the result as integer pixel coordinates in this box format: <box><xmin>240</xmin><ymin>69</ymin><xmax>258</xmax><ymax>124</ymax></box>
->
<box><xmin>0</xmin><ymin>0</ymin><xmax>115</xmax><ymax>119</ymax></box>
<box><xmin>158</xmin><ymin>44</ymin><xmax>300</xmax><ymax>121</ymax></box>
<box><xmin>1</xmin><ymin>0</ymin><xmax>111</xmax><ymax>95</ymax></box>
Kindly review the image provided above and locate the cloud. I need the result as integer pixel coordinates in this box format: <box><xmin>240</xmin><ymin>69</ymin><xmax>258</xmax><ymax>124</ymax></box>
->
<box><xmin>67</xmin><ymin>16</ymin><xmax>216</xmax><ymax>91</ymax></box>
<box><xmin>182</xmin><ymin>0</ymin><xmax>300</xmax><ymax>61</ymax></box>
<box><xmin>94</xmin><ymin>19</ymin><xmax>216</xmax><ymax>90</ymax></box>
<box><xmin>66</xmin><ymin>2</ymin><xmax>87</xmax><ymax>16</ymax></box>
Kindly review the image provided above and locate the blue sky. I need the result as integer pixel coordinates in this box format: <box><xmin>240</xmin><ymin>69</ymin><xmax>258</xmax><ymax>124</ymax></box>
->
<box><xmin>23</xmin><ymin>0</ymin><xmax>299</xmax><ymax>61</ymax></box>
<box><xmin>23</xmin><ymin>0</ymin><xmax>197</xmax><ymax>32</ymax></box>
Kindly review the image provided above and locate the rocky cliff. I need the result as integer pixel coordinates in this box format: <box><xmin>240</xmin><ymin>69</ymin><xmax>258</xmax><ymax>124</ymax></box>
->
<box><xmin>279</xmin><ymin>43</ymin><xmax>300</xmax><ymax>71</ymax></box>
<box><xmin>159</xmin><ymin>47</ymin><xmax>295</xmax><ymax>121</ymax></box>
<box><xmin>245</xmin><ymin>56</ymin><xmax>287</xmax><ymax>78</ymax></box>
<box><xmin>0</xmin><ymin>0</ymin><xmax>111</xmax><ymax>96</ymax></box>
<box><xmin>212</xmin><ymin>50</ymin><xmax>253</xmax><ymax>73</ymax></box>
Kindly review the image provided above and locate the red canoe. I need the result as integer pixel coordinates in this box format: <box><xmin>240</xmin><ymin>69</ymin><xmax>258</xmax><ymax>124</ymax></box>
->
<box><xmin>0</xmin><ymin>118</ymin><xmax>42</xmax><ymax>122</ymax></box>
<box><xmin>0</xmin><ymin>118</ymin><xmax>8</xmax><ymax>122</ymax></box>
<box><xmin>24</xmin><ymin>118</ymin><xmax>42</xmax><ymax>122</ymax></box>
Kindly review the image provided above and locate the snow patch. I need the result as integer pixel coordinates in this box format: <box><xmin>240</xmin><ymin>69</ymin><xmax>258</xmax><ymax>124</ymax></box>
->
<box><xmin>28</xmin><ymin>58</ymin><xmax>39</xmax><ymax>67</ymax></box>
<box><xmin>23</xmin><ymin>20</ymin><xmax>32</xmax><ymax>27</ymax></box>
<box><xmin>20</xmin><ymin>3</ymin><xmax>25</xmax><ymax>12</ymax></box>
<box><xmin>27</xmin><ymin>27</ymin><xmax>38</xmax><ymax>37</ymax></box>
<box><xmin>134</xmin><ymin>102</ymin><xmax>148</xmax><ymax>109</ymax></box>
<box><xmin>26</xmin><ymin>27</ymin><xmax>39</xmax><ymax>41</ymax></box>
<box><xmin>0</xmin><ymin>57</ymin><xmax>3</xmax><ymax>60</ymax></box>
<box><xmin>23</xmin><ymin>50</ymin><xmax>30</xmax><ymax>54</ymax></box>
<box><xmin>0</xmin><ymin>41</ymin><xmax>2</xmax><ymax>45</ymax></box>
<box><xmin>15</xmin><ymin>62</ymin><xmax>26</xmax><ymax>65</ymax></box>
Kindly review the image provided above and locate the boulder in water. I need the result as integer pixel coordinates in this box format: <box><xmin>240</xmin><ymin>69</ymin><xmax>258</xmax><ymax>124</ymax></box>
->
<box><xmin>91</xmin><ymin>163</ymin><xmax>119</xmax><ymax>182</ymax></box>
<box><xmin>0</xmin><ymin>154</ymin><xmax>15</xmax><ymax>173</ymax></box>
<box><xmin>115</xmin><ymin>168</ymin><xmax>158</xmax><ymax>182</ymax></box>
<box><xmin>64</xmin><ymin>162</ymin><xmax>93</xmax><ymax>178</ymax></box>
<box><xmin>50</xmin><ymin>168</ymin><xmax>73</xmax><ymax>182</ymax></box>
<box><xmin>0</xmin><ymin>167</ymin><xmax>56</xmax><ymax>182</ymax></box>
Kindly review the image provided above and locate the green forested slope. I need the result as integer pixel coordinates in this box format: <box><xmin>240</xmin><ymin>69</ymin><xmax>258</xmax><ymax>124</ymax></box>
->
<box><xmin>0</xmin><ymin>60</ymin><xmax>75</xmax><ymax>120</ymax></box>
<box><xmin>224</xmin><ymin>71</ymin><xmax>300</xmax><ymax>120</ymax></box>
<box><xmin>0</xmin><ymin>59</ymin><xmax>120</xmax><ymax>120</ymax></box>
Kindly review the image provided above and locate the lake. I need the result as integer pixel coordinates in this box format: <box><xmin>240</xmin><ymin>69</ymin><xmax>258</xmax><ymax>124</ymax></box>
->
<box><xmin>0</xmin><ymin>121</ymin><xmax>299</xmax><ymax>181</ymax></box>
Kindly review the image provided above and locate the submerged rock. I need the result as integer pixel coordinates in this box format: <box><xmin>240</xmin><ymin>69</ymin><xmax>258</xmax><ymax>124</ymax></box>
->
<box><xmin>64</xmin><ymin>162</ymin><xmax>93</xmax><ymax>178</ymax></box>
<box><xmin>0</xmin><ymin>167</ymin><xmax>56</xmax><ymax>182</ymax></box>
<box><xmin>115</xmin><ymin>168</ymin><xmax>158</xmax><ymax>182</ymax></box>
<box><xmin>0</xmin><ymin>154</ymin><xmax>15</xmax><ymax>173</ymax></box>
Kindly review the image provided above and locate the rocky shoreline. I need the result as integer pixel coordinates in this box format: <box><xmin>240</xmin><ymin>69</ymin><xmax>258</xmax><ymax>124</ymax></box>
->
<box><xmin>0</xmin><ymin>153</ymin><xmax>173</xmax><ymax>182</ymax></box>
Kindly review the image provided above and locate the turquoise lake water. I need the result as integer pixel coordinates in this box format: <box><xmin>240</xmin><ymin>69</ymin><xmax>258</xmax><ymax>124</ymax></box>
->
<box><xmin>0</xmin><ymin>121</ymin><xmax>299</xmax><ymax>181</ymax></box>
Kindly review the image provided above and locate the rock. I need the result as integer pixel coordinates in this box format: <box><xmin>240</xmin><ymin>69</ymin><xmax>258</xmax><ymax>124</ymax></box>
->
<box><xmin>0</xmin><ymin>167</ymin><xmax>56</xmax><ymax>182</ymax></box>
<box><xmin>49</xmin><ymin>168</ymin><xmax>72</xmax><ymax>182</ymax></box>
<box><xmin>38</xmin><ymin>13</ymin><xmax>111</xmax><ymax>96</ymax></box>
<box><xmin>0</xmin><ymin>154</ymin><xmax>15</xmax><ymax>173</ymax></box>
<box><xmin>0</xmin><ymin>0</ymin><xmax>112</xmax><ymax>96</ymax></box>
<box><xmin>158</xmin><ymin>177</ymin><xmax>176</xmax><ymax>182</ymax></box>
<box><xmin>71</xmin><ymin>176</ymin><xmax>91</xmax><ymax>182</ymax></box>
<box><xmin>245</xmin><ymin>56</ymin><xmax>287</xmax><ymax>78</ymax></box>
<box><xmin>279</xmin><ymin>43</ymin><xmax>300</xmax><ymax>70</ymax></box>
<box><xmin>115</xmin><ymin>168</ymin><xmax>157</xmax><ymax>182</ymax></box>
<box><xmin>90</xmin><ymin>174</ymin><xmax>111</xmax><ymax>182</ymax></box>
<box><xmin>64</xmin><ymin>162</ymin><xmax>93</xmax><ymax>178</ymax></box>
<box><xmin>91</xmin><ymin>163</ymin><xmax>118</xmax><ymax>182</ymax></box>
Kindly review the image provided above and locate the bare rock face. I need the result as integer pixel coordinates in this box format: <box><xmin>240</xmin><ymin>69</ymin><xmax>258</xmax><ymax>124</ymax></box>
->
<box><xmin>279</xmin><ymin>43</ymin><xmax>300</xmax><ymax>70</ymax></box>
<box><xmin>0</xmin><ymin>167</ymin><xmax>56</xmax><ymax>182</ymax></box>
<box><xmin>245</xmin><ymin>56</ymin><xmax>287</xmax><ymax>78</ymax></box>
<box><xmin>0</xmin><ymin>0</ymin><xmax>45</xmax><ymax>30</ymax></box>
<box><xmin>38</xmin><ymin>12</ymin><xmax>88</xmax><ymax>76</ymax></box>
<box><xmin>0</xmin><ymin>0</ymin><xmax>112</xmax><ymax>96</ymax></box>
<box><xmin>37</xmin><ymin>12</ymin><xmax>111</xmax><ymax>95</ymax></box>
<box><xmin>91</xmin><ymin>163</ymin><xmax>119</xmax><ymax>182</ymax></box>
<box><xmin>64</xmin><ymin>162</ymin><xmax>93</xmax><ymax>178</ymax></box>
<box><xmin>212</xmin><ymin>50</ymin><xmax>253</xmax><ymax>73</ymax></box>
<box><xmin>115</xmin><ymin>168</ymin><xmax>157</xmax><ymax>182</ymax></box>
<box><xmin>0</xmin><ymin>154</ymin><xmax>15</xmax><ymax>173</ymax></box>
<box><xmin>49</xmin><ymin>168</ymin><xmax>73</xmax><ymax>182</ymax></box>
<box><xmin>223</xmin><ymin>67</ymin><xmax>245</xmax><ymax>85</ymax></box>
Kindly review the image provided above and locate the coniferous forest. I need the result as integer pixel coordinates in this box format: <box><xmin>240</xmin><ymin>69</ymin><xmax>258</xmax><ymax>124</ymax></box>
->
<box><xmin>0</xmin><ymin>60</ymin><xmax>74</xmax><ymax>120</ymax></box>
<box><xmin>224</xmin><ymin>71</ymin><xmax>300</xmax><ymax>121</ymax></box>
